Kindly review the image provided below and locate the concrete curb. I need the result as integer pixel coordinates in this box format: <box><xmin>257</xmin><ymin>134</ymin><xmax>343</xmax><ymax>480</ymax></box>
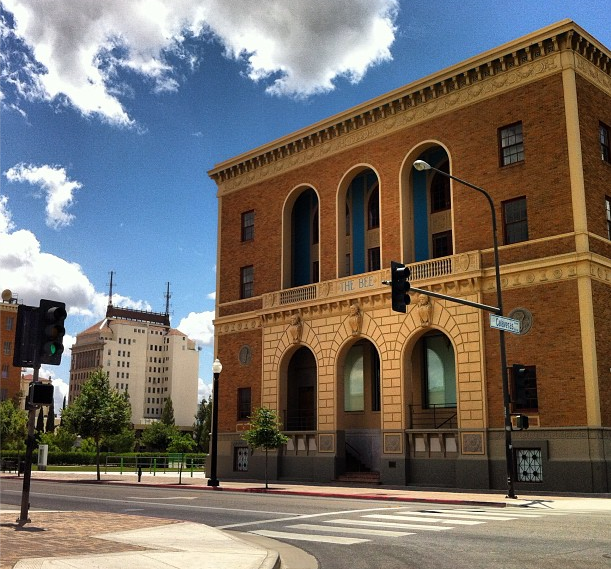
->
<box><xmin>5</xmin><ymin>474</ymin><xmax>508</xmax><ymax>507</ymax></box>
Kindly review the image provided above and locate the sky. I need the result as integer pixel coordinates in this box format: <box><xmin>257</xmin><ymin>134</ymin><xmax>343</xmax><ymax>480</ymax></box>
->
<box><xmin>1</xmin><ymin>0</ymin><xmax>609</xmax><ymax>412</ymax></box>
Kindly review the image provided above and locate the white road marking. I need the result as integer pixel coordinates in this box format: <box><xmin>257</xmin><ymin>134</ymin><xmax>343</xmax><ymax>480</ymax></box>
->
<box><xmin>325</xmin><ymin>518</ymin><xmax>453</xmax><ymax>531</ymax></box>
<box><xmin>365</xmin><ymin>514</ymin><xmax>483</xmax><ymax>525</ymax></box>
<box><xmin>251</xmin><ymin>529</ymin><xmax>369</xmax><ymax>545</ymax></box>
<box><xmin>394</xmin><ymin>511</ymin><xmax>519</xmax><ymax>521</ymax></box>
<box><xmin>289</xmin><ymin>523</ymin><xmax>414</xmax><ymax>537</ymax></box>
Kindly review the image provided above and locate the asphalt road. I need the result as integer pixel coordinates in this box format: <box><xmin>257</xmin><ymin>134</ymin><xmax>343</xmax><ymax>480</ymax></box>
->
<box><xmin>2</xmin><ymin>478</ymin><xmax>610</xmax><ymax>569</ymax></box>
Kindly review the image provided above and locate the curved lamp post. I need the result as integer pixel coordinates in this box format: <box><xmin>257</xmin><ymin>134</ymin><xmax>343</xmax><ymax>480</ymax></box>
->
<box><xmin>413</xmin><ymin>159</ymin><xmax>517</xmax><ymax>499</ymax></box>
<box><xmin>207</xmin><ymin>358</ymin><xmax>222</xmax><ymax>487</ymax></box>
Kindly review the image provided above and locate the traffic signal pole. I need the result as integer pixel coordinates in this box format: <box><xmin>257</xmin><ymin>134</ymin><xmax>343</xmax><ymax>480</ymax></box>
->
<box><xmin>13</xmin><ymin>298</ymin><xmax>65</xmax><ymax>525</ymax></box>
<box><xmin>17</xmin><ymin>365</ymin><xmax>40</xmax><ymax>526</ymax></box>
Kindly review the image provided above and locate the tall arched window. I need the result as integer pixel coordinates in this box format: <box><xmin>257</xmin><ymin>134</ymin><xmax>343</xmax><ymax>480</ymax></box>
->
<box><xmin>340</xmin><ymin>169</ymin><xmax>380</xmax><ymax>277</ymax></box>
<box><xmin>422</xmin><ymin>332</ymin><xmax>456</xmax><ymax>408</ymax></box>
<box><xmin>290</xmin><ymin>188</ymin><xmax>319</xmax><ymax>287</ymax></box>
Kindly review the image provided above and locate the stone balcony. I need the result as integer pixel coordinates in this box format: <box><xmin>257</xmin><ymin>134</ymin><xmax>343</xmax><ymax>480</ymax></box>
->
<box><xmin>261</xmin><ymin>251</ymin><xmax>483</xmax><ymax>312</ymax></box>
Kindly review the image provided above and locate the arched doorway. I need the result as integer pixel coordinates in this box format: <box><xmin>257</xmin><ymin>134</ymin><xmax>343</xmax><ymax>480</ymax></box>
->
<box><xmin>283</xmin><ymin>347</ymin><xmax>317</xmax><ymax>431</ymax></box>
<box><xmin>337</xmin><ymin>339</ymin><xmax>381</xmax><ymax>472</ymax></box>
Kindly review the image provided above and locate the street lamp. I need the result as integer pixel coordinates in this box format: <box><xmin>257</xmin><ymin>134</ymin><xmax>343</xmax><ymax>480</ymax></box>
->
<box><xmin>207</xmin><ymin>358</ymin><xmax>222</xmax><ymax>487</ymax></box>
<box><xmin>413</xmin><ymin>159</ymin><xmax>517</xmax><ymax>499</ymax></box>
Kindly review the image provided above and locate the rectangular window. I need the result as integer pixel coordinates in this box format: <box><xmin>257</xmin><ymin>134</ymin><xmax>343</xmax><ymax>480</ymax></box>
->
<box><xmin>606</xmin><ymin>196</ymin><xmax>611</xmax><ymax>240</ymax></box>
<box><xmin>5</xmin><ymin>317</ymin><xmax>13</xmax><ymax>331</ymax></box>
<box><xmin>240</xmin><ymin>265</ymin><xmax>254</xmax><ymax>299</ymax></box>
<box><xmin>499</xmin><ymin>122</ymin><xmax>524</xmax><ymax>166</ymax></box>
<box><xmin>237</xmin><ymin>387</ymin><xmax>251</xmax><ymax>420</ymax></box>
<box><xmin>3</xmin><ymin>341</ymin><xmax>10</xmax><ymax>356</ymax></box>
<box><xmin>601</xmin><ymin>123</ymin><xmax>610</xmax><ymax>163</ymax></box>
<box><xmin>1</xmin><ymin>364</ymin><xmax>8</xmax><ymax>379</ymax></box>
<box><xmin>367</xmin><ymin>247</ymin><xmax>380</xmax><ymax>272</ymax></box>
<box><xmin>234</xmin><ymin>446</ymin><xmax>249</xmax><ymax>472</ymax></box>
<box><xmin>512</xmin><ymin>365</ymin><xmax>538</xmax><ymax>411</ymax></box>
<box><xmin>503</xmin><ymin>197</ymin><xmax>529</xmax><ymax>244</ymax></box>
<box><xmin>432</xmin><ymin>231</ymin><xmax>453</xmax><ymax>258</ymax></box>
<box><xmin>241</xmin><ymin>210</ymin><xmax>255</xmax><ymax>241</ymax></box>
<box><xmin>345</xmin><ymin>253</ymin><xmax>351</xmax><ymax>276</ymax></box>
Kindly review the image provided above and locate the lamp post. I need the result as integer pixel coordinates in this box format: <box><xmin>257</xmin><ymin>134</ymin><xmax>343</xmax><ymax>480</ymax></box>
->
<box><xmin>413</xmin><ymin>159</ymin><xmax>517</xmax><ymax>499</ymax></box>
<box><xmin>207</xmin><ymin>358</ymin><xmax>222</xmax><ymax>487</ymax></box>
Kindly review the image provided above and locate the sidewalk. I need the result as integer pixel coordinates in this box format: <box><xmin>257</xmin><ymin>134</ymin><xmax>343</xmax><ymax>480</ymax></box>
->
<box><xmin>2</xmin><ymin>470</ymin><xmax>610</xmax><ymax>569</ymax></box>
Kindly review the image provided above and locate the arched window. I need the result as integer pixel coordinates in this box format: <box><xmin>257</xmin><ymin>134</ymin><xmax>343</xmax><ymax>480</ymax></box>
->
<box><xmin>422</xmin><ymin>332</ymin><xmax>456</xmax><ymax>408</ymax></box>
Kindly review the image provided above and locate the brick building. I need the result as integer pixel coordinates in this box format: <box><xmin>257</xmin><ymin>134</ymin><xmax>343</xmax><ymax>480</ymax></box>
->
<box><xmin>0</xmin><ymin>289</ymin><xmax>22</xmax><ymax>402</ymax></box>
<box><xmin>208</xmin><ymin>20</ymin><xmax>611</xmax><ymax>492</ymax></box>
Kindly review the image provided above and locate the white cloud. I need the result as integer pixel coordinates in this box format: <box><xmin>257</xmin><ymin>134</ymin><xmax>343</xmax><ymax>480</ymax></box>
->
<box><xmin>0</xmin><ymin>200</ymin><xmax>152</xmax><ymax>321</ymax></box>
<box><xmin>176</xmin><ymin>310</ymin><xmax>215</xmax><ymax>347</ymax></box>
<box><xmin>2</xmin><ymin>0</ymin><xmax>398</xmax><ymax>124</ymax></box>
<box><xmin>0</xmin><ymin>194</ymin><xmax>14</xmax><ymax>233</ymax></box>
<box><xmin>198</xmin><ymin>377</ymin><xmax>212</xmax><ymax>402</ymax></box>
<box><xmin>206</xmin><ymin>291</ymin><xmax>215</xmax><ymax>300</ymax></box>
<box><xmin>4</xmin><ymin>163</ymin><xmax>82</xmax><ymax>229</ymax></box>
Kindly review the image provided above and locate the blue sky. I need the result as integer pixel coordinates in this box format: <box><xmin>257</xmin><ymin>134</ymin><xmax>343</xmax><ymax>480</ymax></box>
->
<box><xmin>1</xmin><ymin>0</ymin><xmax>609</xmax><ymax>410</ymax></box>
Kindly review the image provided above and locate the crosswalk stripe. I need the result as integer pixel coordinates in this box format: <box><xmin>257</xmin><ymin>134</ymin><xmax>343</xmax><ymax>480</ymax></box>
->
<box><xmin>290</xmin><ymin>524</ymin><xmax>415</xmax><ymax>537</ymax></box>
<box><xmin>365</xmin><ymin>514</ymin><xmax>483</xmax><ymax>525</ymax></box>
<box><xmin>434</xmin><ymin>508</ymin><xmax>566</xmax><ymax>517</ymax></box>
<box><xmin>390</xmin><ymin>511</ymin><xmax>519</xmax><ymax>521</ymax></box>
<box><xmin>250</xmin><ymin>529</ymin><xmax>369</xmax><ymax>544</ymax></box>
<box><xmin>325</xmin><ymin>518</ymin><xmax>453</xmax><ymax>531</ymax></box>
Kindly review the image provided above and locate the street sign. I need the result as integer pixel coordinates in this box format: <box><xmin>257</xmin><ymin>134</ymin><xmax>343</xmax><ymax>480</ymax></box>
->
<box><xmin>490</xmin><ymin>314</ymin><xmax>521</xmax><ymax>334</ymax></box>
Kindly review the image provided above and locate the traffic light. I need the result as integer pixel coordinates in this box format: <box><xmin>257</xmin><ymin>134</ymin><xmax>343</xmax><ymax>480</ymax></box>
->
<box><xmin>390</xmin><ymin>261</ymin><xmax>411</xmax><ymax>313</ymax></box>
<box><xmin>515</xmin><ymin>414</ymin><xmax>529</xmax><ymax>430</ymax></box>
<box><xmin>38</xmin><ymin>299</ymin><xmax>67</xmax><ymax>365</ymax></box>
<box><xmin>29</xmin><ymin>382</ymin><xmax>54</xmax><ymax>405</ymax></box>
<box><xmin>512</xmin><ymin>364</ymin><xmax>537</xmax><ymax>410</ymax></box>
<box><xmin>13</xmin><ymin>304</ymin><xmax>40</xmax><ymax>367</ymax></box>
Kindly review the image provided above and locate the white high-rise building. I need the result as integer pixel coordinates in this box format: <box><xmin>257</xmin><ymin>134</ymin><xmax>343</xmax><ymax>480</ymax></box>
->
<box><xmin>69</xmin><ymin>305</ymin><xmax>199</xmax><ymax>430</ymax></box>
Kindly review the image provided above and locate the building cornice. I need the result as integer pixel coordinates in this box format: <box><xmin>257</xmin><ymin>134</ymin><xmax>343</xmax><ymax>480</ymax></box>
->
<box><xmin>208</xmin><ymin>20</ymin><xmax>610</xmax><ymax>196</ymax></box>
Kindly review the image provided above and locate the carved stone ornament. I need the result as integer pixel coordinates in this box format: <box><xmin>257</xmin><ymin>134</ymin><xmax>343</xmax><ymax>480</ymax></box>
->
<box><xmin>348</xmin><ymin>303</ymin><xmax>363</xmax><ymax>336</ymax></box>
<box><xmin>417</xmin><ymin>294</ymin><xmax>433</xmax><ymax>328</ymax></box>
<box><xmin>288</xmin><ymin>313</ymin><xmax>303</xmax><ymax>344</ymax></box>
<box><xmin>508</xmin><ymin>307</ymin><xmax>533</xmax><ymax>335</ymax></box>
<box><xmin>238</xmin><ymin>345</ymin><xmax>252</xmax><ymax>366</ymax></box>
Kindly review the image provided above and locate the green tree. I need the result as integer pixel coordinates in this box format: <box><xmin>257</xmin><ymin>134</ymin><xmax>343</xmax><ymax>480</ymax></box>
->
<box><xmin>38</xmin><ymin>426</ymin><xmax>76</xmax><ymax>452</ymax></box>
<box><xmin>102</xmin><ymin>426</ymin><xmax>136</xmax><ymax>453</ymax></box>
<box><xmin>46</xmin><ymin>401</ymin><xmax>56</xmax><ymax>433</ymax></box>
<box><xmin>140</xmin><ymin>421</ymin><xmax>177</xmax><ymax>451</ymax></box>
<box><xmin>242</xmin><ymin>407</ymin><xmax>288</xmax><ymax>489</ymax></box>
<box><xmin>193</xmin><ymin>395</ymin><xmax>211</xmax><ymax>453</ymax></box>
<box><xmin>35</xmin><ymin>406</ymin><xmax>45</xmax><ymax>435</ymax></box>
<box><xmin>0</xmin><ymin>399</ymin><xmax>27</xmax><ymax>451</ymax></box>
<box><xmin>160</xmin><ymin>397</ymin><xmax>175</xmax><ymax>426</ymax></box>
<box><xmin>61</xmin><ymin>369</ymin><xmax>132</xmax><ymax>480</ymax></box>
<box><xmin>167</xmin><ymin>432</ymin><xmax>197</xmax><ymax>454</ymax></box>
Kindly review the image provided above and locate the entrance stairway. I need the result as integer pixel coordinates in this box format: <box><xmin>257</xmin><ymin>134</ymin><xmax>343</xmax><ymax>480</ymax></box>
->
<box><xmin>336</xmin><ymin>447</ymin><xmax>380</xmax><ymax>484</ymax></box>
<box><xmin>336</xmin><ymin>470</ymin><xmax>381</xmax><ymax>483</ymax></box>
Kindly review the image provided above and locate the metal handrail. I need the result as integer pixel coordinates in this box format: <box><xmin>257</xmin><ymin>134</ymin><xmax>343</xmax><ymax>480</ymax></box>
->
<box><xmin>407</xmin><ymin>404</ymin><xmax>457</xmax><ymax>429</ymax></box>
